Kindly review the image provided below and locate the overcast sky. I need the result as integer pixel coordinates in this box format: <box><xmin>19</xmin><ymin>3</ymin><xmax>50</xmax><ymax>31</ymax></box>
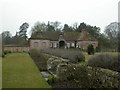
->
<box><xmin>0</xmin><ymin>0</ymin><xmax>119</xmax><ymax>37</ymax></box>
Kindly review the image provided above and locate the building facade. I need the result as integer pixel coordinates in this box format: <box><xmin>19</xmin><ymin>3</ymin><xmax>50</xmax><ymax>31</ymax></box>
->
<box><xmin>29</xmin><ymin>31</ymin><xmax>98</xmax><ymax>50</ymax></box>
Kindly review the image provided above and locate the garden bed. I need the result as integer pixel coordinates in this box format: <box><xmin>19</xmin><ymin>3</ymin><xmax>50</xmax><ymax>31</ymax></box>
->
<box><xmin>29</xmin><ymin>49</ymin><xmax>120</xmax><ymax>88</ymax></box>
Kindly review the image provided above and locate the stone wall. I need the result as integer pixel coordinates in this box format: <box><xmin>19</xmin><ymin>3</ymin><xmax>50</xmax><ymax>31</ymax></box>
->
<box><xmin>4</xmin><ymin>46</ymin><xmax>29</xmax><ymax>52</ymax></box>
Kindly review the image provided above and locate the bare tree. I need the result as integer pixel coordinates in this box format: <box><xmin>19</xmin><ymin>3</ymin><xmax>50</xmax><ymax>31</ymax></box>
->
<box><xmin>104</xmin><ymin>22</ymin><xmax>119</xmax><ymax>51</ymax></box>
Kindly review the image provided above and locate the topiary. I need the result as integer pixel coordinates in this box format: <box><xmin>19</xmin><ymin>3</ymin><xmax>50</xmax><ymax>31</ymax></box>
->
<box><xmin>87</xmin><ymin>44</ymin><xmax>94</xmax><ymax>55</ymax></box>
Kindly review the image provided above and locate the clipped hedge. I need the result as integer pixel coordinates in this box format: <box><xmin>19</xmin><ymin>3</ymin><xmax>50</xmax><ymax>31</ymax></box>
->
<box><xmin>88</xmin><ymin>53</ymin><xmax>120</xmax><ymax>72</ymax></box>
<box><xmin>29</xmin><ymin>49</ymin><xmax>48</xmax><ymax>71</ymax></box>
<box><xmin>41</xmin><ymin>49</ymin><xmax>85</xmax><ymax>63</ymax></box>
<box><xmin>4</xmin><ymin>50</ymin><xmax>11</xmax><ymax>55</ymax></box>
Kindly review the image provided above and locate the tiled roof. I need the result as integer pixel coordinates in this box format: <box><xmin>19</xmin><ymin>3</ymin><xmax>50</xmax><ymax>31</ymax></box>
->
<box><xmin>30</xmin><ymin>31</ymin><xmax>97</xmax><ymax>41</ymax></box>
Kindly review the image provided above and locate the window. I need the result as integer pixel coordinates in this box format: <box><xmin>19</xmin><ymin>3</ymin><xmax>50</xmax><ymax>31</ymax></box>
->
<box><xmin>79</xmin><ymin>45</ymin><xmax>81</xmax><ymax>48</ymax></box>
<box><xmin>42</xmin><ymin>42</ymin><xmax>46</xmax><ymax>48</ymax></box>
<box><xmin>76</xmin><ymin>43</ymin><xmax>79</xmax><ymax>48</ymax></box>
<box><xmin>50</xmin><ymin>43</ymin><xmax>53</xmax><ymax>47</ymax></box>
<box><xmin>67</xmin><ymin>43</ymin><xmax>70</xmax><ymax>48</ymax></box>
<box><xmin>59</xmin><ymin>34</ymin><xmax>64</xmax><ymax>39</ymax></box>
<box><xmin>71</xmin><ymin>43</ymin><xmax>74</xmax><ymax>47</ymax></box>
<box><xmin>54</xmin><ymin>43</ymin><xmax>57</xmax><ymax>48</ymax></box>
<box><xmin>34</xmin><ymin>42</ymin><xmax>39</xmax><ymax>48</ymax></box>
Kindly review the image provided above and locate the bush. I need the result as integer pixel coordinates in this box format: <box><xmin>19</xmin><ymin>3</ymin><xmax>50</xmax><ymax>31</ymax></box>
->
<box><xmin>29</xmin><ymin>49</ymin><xmax>48</xmax><ymax>71</ymax></box>
<box><xmin>61</xmin><ymin>52</ymin><xmax>85</xmax><ymax>63</ymax></box>
<box><xmin>57</xmin><ymin>64</ymin><xmax>97</xmax><ymax>88</ymax></box>
<box><xmin>56</xmin><ymin>64</ymin><xmax>120</xmax><ymax>88</ymax></box>
<box><xmin>95</xmin><ymin>46</ymin><xmax>101</xmax><ymax>52</ymax></box>
<box><xmin>88</xmin><ymin>54</ymin><xmax>120</xmax><ymax>72</ymax></box>
<box><xmin>41</xmin><ymin>49</ymin><xmax>85</xmax><ymax>63</ymax></box>
<box><xmin>87</xmin><ymin>44</ymin><xmax>94</xmax><ymax>55</ymax></box>
<box><xmin>47</xmin><ymin>76</ymin><xmax>58</xmax><ymax>84</ymax></box>
<box><xmin>4</xmin><ymin>50</ymin><xmax>11</xmax><ymax>55</ymax></box>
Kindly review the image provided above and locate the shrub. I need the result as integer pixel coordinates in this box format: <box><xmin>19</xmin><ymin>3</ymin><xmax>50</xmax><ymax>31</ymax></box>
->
<box><xmin>61</xmin><ymin>52</ymin><xmax>85</xmax><ymax>63</ymax></box>
<box><xmin>57</xmin><ymin>64</ymin><xmax>96</xmax><ymax>88</ymax></box>
<box><xmin>41</xmin><ymin>49</ymin><xmax>85</xmax><ymax>63</ymax></box>
<box><xmin>4</xmin><ymin>51</ymin><xmax>8</xmax><ymax>55</ymax></box>
<box><xmin>29</xmin><ymin>49</ymin><xmax>48</xmax><ymax>71</ymax></box>
<box><xmin>87</xmin><ymin>44</ymin><xmax>94</xmax><ymax>55</ymax></box>
<box><xmin>4</xmin><ymin>50</ymin><xmax>11</xmax><ymax>55</ymax></box>
<box><xmin>95</xmin><ymin>46</ymin><xmax>101</xmax><ymax>52</ymax></box>
<box><xmin>88</xmin><ymin>54</ymin><xmax>120</xmax><ymax>72</ymax></box>
<box><xmin>56</xmin><ymin>64</ymin><xmax>120</xmax><ymax>88</ymax></box>
<box><xmin>47</xmin><ymin>76</ymin><xmax>58</xmax><ymax>84</ymax></box>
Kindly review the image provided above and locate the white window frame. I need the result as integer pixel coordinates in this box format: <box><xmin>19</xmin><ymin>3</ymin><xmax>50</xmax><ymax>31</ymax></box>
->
<box><xmin>50</xmin><ymin>43</ymin><xmax>53</xmax><ymax>47</ymax></box>
<box><xmin>54</xmin><ymin>42</ymin><xmax>57</xmax><ymax>48</ymax></box>
<box><xmin>67</xmin><ymin>43</ymin><xmax>70</xmax><ymax>48</ymax></box>
<box><xmin>71</xmin><ymin>43</ymin><xmax>74</xmax><ymax>47</ymax></box>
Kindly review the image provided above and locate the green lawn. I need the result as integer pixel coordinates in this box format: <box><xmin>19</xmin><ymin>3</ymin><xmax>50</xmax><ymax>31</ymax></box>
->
<box><xmin>0</xmin><ymin>57</ymin><xmax>2</xmax><ymax>89</ymax></box>
<box><xmin>2</xmin><ymin>53</ymin><xmax>51</xmax><ymax>88</ymax></box>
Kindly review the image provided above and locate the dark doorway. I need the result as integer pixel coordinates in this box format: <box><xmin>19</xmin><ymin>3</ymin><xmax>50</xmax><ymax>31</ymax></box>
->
<box><xmin>59</xmin><ymin>41</ymin><xmax>65</xmax><ymax>48</ymax></box>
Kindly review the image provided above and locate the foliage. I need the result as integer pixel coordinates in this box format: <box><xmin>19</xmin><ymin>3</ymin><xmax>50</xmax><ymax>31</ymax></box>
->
<box><xmin>19</xmin><ymin>22</ymin><xmax>29</xmax><ymax>40</ymax></box>
<box><xmin>2</xmin><ymin>31</ymin><xmax>12</xmax><ymax>45</ymax></box>
<box><xmin>76</xmin><ymin>22</ymin><xmax>100</xmax><ymax>38</ymax></box>
<box><xmin>87</xmin><ymin>44</ymin><xmax>94</xmax><ymax>55</ymax></box>
<box><xmin>104</xmin><ymin>22</ymin><xmax>119</xmax><ymax>50</ymax></box>
<box><xmin>2</xmin><ymin>23</ymin><xmax>29</xmax><ymax>46</ymax></box>
<box><xmin>31</xmin><ymin>21</ymin><xmax>62</xmax><ymax>35</ymax></box>
<box><xmin>51</xmin><ymin>21</ymin><xmax>62</xmax><ymax>31</ymax></box>
<box><xmin>56</xmin><ymin>64</ymin><xmax>120</xmax><ymax>88</ymax></box>
<box><xmin>62</xmin><ymin>24</ymin><xmax>73</xmax><ymax>32</ymax></box>
<box><xmin>41</xmin><ymin>49</ymin><xmax>85</xmax><ymax>63</ymax></box>
<box><xmin>88</xmin><ymin>53</ymin><xmax>120</xmax><ymax>72</ymax></box>
<box><xmin>59</xmin><ymin>64</ymin><xmax>89</xmax><ymax>87</ymax></box>
<box><xmin>104</xmin><ymin>22</ymin><xmax>118</xmax><ymax>40</ymax></box>
<box><xmin>2</xmin><ymin>53</ymin><xmax>51</xmax><ymax>88</ymax></box>
<box><xmin>13</xmin><ymin>35</ymin><xmax>28</xmax><ymax>45</ymax></box>
<box><xmin>4</xmin><ymin>50</ymin><xmax>11</xmax><ymax>55</ymax></box>
<box><xmin>76</xmin><ymin>22</ymin><xmax>87</xmax><ymax>32</ymax></box>
<box><xmin>29</xmin><ymin>49</ymin><xmax>48</xmax><ymax>71</ymax></box>
<box><xmin>31</xmin><ymin>21</ymin><xmax>47</xmax><ymax>33</ymax></box>
<box><xmin>47</xmin><ymin>76</ymin><xmax>58</xmax><ymax>84</ymax></box>
<box><xmin>95</xmin><ymin>46</ymin><xmax>101</xmax><ymax>52</ymax></box>
<box><xmin>47</xmin><ymin>23</ymin><xmax>55</xmax><ymax>32</ymax></box>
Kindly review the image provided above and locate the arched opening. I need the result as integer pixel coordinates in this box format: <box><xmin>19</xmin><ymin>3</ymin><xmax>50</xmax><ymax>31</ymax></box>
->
<box><xmin>59</xmin><ymin>41</ymin><xmax>65</xmax><ymax>48</ymax></box>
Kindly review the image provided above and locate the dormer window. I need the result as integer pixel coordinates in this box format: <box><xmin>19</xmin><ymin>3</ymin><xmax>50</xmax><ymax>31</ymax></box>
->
<box><xmin>59</xmin><ymin>34</ymin><xmax>64</xmax><ymax>39</ymax></box>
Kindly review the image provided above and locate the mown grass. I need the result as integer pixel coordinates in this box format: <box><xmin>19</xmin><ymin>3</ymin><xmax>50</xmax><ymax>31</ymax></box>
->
<box><xmin>0</xmin><ymin>57</ymin><xmax>2</xmax><ymax>89</ymax></box>
<box><xmin>2</xmin><ymin>53</ymin><xmax>51</xmax><ymax>88</ymax></box>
